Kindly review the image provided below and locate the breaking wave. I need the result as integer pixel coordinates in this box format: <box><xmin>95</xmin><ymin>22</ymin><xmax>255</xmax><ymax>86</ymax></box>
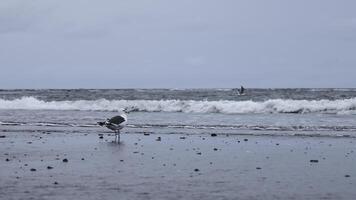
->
<box><xmin>0</xmin><ymin>96</ymin><xmax>356</xmax><ymax>114</ymax></box>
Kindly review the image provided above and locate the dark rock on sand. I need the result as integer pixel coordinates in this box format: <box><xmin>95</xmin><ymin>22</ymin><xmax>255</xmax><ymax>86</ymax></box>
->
<box><xmin>30</xmin><ymin>168</ymin><xmax>36</xmax><ymax>172</ymax></box>
<box><xmin>256</xmin><ymin>167</ymin><xmax>262</xmax><ymax>170</ymax></box>
<box><xmin>47</xmin><ymin>166</ymin><xmax>53</xmax><ymax>170</ymax></box>
<box><xmin>244</xmin><ymin>139</ymin><xmax>248</xmax><ymax>141</ymax></box>
<box><xmin>180</xmin><ymin>136</ymin><xmax>186</xmax><ymax>139</ymax></box>
<box><xmin>6</xmin><ymin>158</ymin><xmax>10</xmax><ymax>162</ymax></box>
<box><xmin>211</xmin><ymin>134</ymin><xmax>217</xmax><ymax>137</ymax></box>
<box><xmin>54</xmin><ymin>181</ymin><xmax>58</xmax><ymax>185</ymax></box>
<box><xmin>156</xmin><ymin>137</ymin><xmax>161</xmax><ymax>141</ymax></box>
<box><xmin>345</xmin><ymin>175</ymin><xmax>350</xmax><ymax>178</ymax></box>
<box><xmin>81</xmin><ymin>158</ymin><xmax>85</xmax><ymax>160</ymax></box>
<box><xmin>213</xmin><ymin>148</ymin><xmax>218</xmax><ymax>151</ymax></box>
<box><xmin>310</xmin><ymin>160</ymin><xmax>319</xmax><ymax>163</ymax></box>
<box><xmin>62</xmin><ymin>158</ymin><xmax>68</xmax><ymax>162</ymax></box>
<box><xmin>144</xmin><ymin>133</ymin><xmax>150</xmax><ymax>136</ymax></box>
<box><xmin>194</xmin><ymin>168</ymin><xmax>200</xmax><ymax>172</ymax></box>
<box><xmin>0</xmin><ymin>135</ymin><xmax>6</xmax><ymax>138</ymax></box>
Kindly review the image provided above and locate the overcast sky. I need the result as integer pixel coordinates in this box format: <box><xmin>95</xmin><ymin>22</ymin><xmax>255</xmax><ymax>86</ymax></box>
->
<box><xmin>1</xmin><ymin>0</ymin><xmax>355</xmax><ymax>88</ymax></box>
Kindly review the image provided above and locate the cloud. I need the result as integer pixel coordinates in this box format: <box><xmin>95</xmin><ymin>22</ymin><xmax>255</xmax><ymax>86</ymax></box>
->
<box><xmin>0</xmin><ymin>1</ymin><xmax>54</xmax><ymax>34</ymax></box>
<box><xmin>184</xmin><ymin>56</ymin><xmax>206</xmax><ymax>66</ymax></box>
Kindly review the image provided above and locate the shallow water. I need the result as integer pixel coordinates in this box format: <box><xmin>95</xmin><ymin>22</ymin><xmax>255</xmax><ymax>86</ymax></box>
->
<box><xmin>1</xmin><ymin>132</ymin><xmax>355</xmax><ymax>200</ymax></box>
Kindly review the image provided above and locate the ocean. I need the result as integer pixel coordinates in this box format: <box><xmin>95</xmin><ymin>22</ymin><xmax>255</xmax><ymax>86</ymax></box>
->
<box><xmin>1</xmin><ymin>88</ymin><xmax>356</xmax><ymax>138</ymax></box>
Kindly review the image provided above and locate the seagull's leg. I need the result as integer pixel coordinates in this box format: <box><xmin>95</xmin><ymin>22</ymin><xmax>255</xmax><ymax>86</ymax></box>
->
<box><xmin>114</xmin><ymin>130</ymin><xmax>120</xmax><ymax>143</ymax></box>
<box><xmin>115</xmin><ymin>130</ymin><xmax>118</xmax><ymax>143</ymax></box>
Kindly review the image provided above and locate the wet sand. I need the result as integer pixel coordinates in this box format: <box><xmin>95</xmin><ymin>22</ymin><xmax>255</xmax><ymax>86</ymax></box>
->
<box><xmin>0</xmin><ymin>131</ymin><xmax>355</xmax><ymax>200</ymax></box>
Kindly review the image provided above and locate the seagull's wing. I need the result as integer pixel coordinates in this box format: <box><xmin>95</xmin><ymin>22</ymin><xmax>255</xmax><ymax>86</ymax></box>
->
<box><xmin>108</xmin><ymin>115</ymin><xmax>126</xmax><ymax>125</ymax></box>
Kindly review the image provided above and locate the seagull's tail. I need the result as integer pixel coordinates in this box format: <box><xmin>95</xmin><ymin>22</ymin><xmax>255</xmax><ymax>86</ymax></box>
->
<box><xmin>97</xmin><ymin>121</ymin><xmax>105</xmax><ymax>126</ymax></box>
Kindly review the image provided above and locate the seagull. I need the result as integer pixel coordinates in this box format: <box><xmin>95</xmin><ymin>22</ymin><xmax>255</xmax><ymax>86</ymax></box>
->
<box><xmin>97</xmin><ymin>110</ymin><xmax>128</xmax><ymax>143</ymax></box>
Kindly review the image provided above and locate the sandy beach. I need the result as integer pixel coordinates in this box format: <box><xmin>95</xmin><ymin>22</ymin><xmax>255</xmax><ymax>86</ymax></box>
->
<box><xmin>1</xmin><ymin>131</ymin><xmax>355</xmax><ymax>200</ymax></box>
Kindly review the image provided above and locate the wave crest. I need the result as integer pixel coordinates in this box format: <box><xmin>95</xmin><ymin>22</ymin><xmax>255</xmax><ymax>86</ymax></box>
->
<box><xmin>0</xmin><ymin>96</ymin><xmax>356</xmax><ymax>114</ymax></box>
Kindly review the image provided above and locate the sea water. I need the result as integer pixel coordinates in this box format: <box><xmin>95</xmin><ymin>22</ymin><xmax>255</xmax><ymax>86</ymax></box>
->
<box><xmin>1</xmin><ymin>88</ymin><xmax>356</xmax><ymax>137</ymax></box>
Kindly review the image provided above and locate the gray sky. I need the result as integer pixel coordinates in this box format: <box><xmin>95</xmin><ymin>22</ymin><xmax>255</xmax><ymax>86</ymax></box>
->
<box><xmin>1</xmin><ymin>0</ymin><xmax>356</xmax><ymax>88</ymax></box>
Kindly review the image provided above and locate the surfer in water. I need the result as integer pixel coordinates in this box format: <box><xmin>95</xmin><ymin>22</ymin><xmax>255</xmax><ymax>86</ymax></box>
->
<box><xmin>238</xmin><ymin>86</ymin><xmax>245</xmax><ymax>95</ymax></box>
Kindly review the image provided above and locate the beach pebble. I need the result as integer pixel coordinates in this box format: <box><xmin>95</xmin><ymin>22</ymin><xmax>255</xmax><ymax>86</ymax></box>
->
<box><xmin>144</xmin><ymin>133</ymin><xmax>150</xmax><ymax>136</ymax></box>
<box><xmin>256</xmin><ymin>167</ymin><xmax>262</xmax><ymax>170</ymax></box>
<box><xmin>310</xmin><ymin>160</ymin><xmax>319</xmax><ymax>163</ymax></box>
<box><xmin>244</xmin><ymin>139</ymin><xmax>248</xmax><ymax>141</ymax></box>
<box><xmin>213</xmin><ymin>148</ymin><xmax>218</xmax><ymax>151</ymax></box>
<box><xmin>211</xmin><ymin>134</ymin><xmax>217</xmax><ymax>137</ymax></box>
<box><xmin>81</xmin><ymin>158</ymin><xmax>85</xmax><ymax>160</ymax></box>
<box><xmin>156</xmin><ymin>137</ymin><xmax>161</xmax><ymax>141</ymax></box>
<box><xmin>30</xmin><ymin>168</ymin><xmax>36</xmax><ymax>172</ymax></box>
<box><xmin>62</xmin><ymin>158</ymin><xmax>68</xmax><ymax>162</ymax></box>
<box><xmin>47</xmin><ymin>166</ymin><xmax>53</xmax><ymax>169</ymax></box>
<box><xmin>180</xmin><ymin>136</ymin><xmax>186</xmax><ymax>139</ymax></box>
<box><xmin>5</xmin><ymin>158</ymin><xmax>10</xmax><ymax>162</ymax></box>
<box><xmin>0</xmin><ymin>135</ymin><xmax>6</xmax><ymax>138</ymax></box>
<box><xmin>54</xmin><ymin>181</ymin><xmax>58</xmax><ymax>185</ymax></box>
<box><xmin>345</xmin><ymin>175</ymin><xmax>350</xmax><ymax>178</ymax></box>
<box><xmin>194</xmin><ymin>168</ymin><xmax>200</xmax><ymax>172</ymax></box>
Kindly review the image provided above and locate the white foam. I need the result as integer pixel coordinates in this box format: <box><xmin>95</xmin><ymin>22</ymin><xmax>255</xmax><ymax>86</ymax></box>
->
<box><xmin>0</xmin><ymin>96</ymin><xmax>356</xmax><ymax>114</ymax></box>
